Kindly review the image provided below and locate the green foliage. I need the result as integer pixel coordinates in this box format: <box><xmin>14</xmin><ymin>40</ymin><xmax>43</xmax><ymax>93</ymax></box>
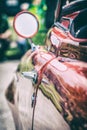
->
<box><xmin>32</xmin><ymin>31</ymin><xmax>47</xmax><ymax>45</ymax></box>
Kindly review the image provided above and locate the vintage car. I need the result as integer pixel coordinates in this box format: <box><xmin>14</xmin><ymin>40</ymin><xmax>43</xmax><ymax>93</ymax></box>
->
<box><xmin>6</xmin><ymin>0</ymin><xmax>87</xmax><ymax>130</ymax></box>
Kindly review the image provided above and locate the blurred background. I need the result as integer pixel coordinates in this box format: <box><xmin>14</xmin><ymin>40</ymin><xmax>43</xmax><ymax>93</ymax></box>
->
<box><xmin>0</xmin><ymin>0</ymin><xmax>59</xmax><ymax>62</ymax></box>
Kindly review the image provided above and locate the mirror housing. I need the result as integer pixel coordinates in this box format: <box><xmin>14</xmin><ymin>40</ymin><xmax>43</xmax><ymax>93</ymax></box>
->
<box><xmin>13</xmin><ymin>11</ymin><xmax>39</xmax><ymax>38</ymax></box>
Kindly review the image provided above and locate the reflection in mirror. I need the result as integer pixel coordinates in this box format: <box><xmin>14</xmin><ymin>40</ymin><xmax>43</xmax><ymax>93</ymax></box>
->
<box><xmin>13</xmin><ymin>11</ymin><xmax>39</xmax><ymax>38</ymax></box>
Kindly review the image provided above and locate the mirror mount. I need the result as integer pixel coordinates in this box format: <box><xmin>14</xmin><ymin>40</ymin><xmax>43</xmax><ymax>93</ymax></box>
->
<box><xmin>28</xmin><ymin>39</ymin><xmax>39</xmax><ymax>52</ymax></box>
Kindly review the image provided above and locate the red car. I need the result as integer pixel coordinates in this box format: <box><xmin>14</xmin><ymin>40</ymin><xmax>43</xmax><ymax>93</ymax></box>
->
<box><xmin>6</xmin><ymin>0</ymin><xmax>87</xmax><ymax>130</ymax></box>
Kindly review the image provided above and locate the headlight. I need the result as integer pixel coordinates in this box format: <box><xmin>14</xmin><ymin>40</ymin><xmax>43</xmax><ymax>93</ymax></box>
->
<box><xmin>50</xmin><ymin>34</ymin><xmax>60</xmax><ymax>48</ymax></box>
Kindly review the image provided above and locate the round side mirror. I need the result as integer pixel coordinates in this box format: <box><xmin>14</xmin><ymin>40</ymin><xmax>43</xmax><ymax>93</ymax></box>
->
<box><xmin>13</xmin><ymin>11</ymin><xmax>39</xmax><ymax>38</ymax></box>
